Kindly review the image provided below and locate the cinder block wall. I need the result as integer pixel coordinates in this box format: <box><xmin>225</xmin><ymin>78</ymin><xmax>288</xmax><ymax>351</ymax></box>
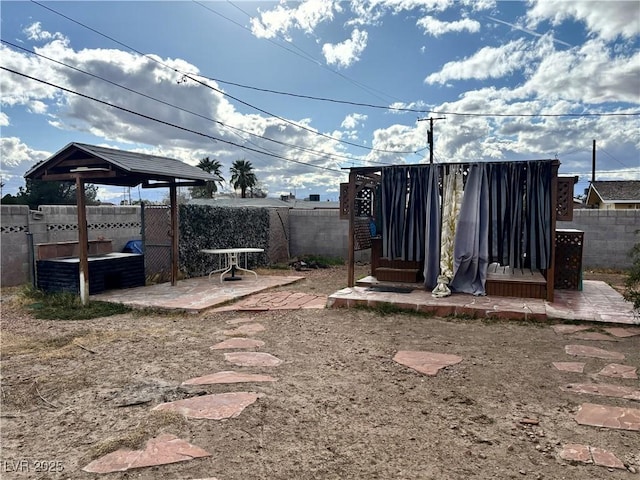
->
<box><xmin>557</xmin><ymin>209</ymin><xmax>640</xmax><ymax>270</ymax></box>
<box><xmin>1</xmin><ymin>205</ymin><xmax>142</xmax><ymax>287</ymax></box>
<box><xmin>288</xmin><ymin>209</ymin><xmax>369</xmax><ymax>263</ymax></box>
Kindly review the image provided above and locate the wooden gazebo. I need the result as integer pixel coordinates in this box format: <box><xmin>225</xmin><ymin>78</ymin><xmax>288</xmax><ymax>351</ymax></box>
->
<box><xmin>24</xmin><ymin>142</ymin><xmax>220</xmax><ymax>304</ymax></box>
<box><xmin>341</xmin><ymin>160</ymin><xmax>577</xmax><ymax>302</ymax></box>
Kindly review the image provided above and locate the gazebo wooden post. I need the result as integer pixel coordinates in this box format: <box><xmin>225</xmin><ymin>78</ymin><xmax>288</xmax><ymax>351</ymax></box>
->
<box><xmin>169</xmin><ymin>183</ymin><xmax>179</xmax><ymax>286</ymax></box>
<box><xmin>75</xmin><ymin>176</ymin><xmax>90</xmax><ymax>305</ymax></box>
<box><xmin>347</xmin><ymin>169</ymin><xmax>357</xmax><ymax>287</ymax></box>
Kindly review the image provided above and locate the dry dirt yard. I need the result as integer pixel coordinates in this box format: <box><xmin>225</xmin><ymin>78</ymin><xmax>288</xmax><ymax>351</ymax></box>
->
<box><xmin>1</xmin><ymin>266</ymin><xmax>638</xmax><ymax>480</ymax></box>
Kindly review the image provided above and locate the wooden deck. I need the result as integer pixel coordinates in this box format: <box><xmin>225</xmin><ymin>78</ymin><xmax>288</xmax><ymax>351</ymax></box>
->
<box><xmin>485</xmin><ymin>264</ymin><xmax>547</xmax><ymax>299</ymax></box>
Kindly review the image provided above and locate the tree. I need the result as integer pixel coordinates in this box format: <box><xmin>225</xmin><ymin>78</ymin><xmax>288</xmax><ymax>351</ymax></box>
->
<box><xmin>191</xmin><ymin>157</ymin><xmax>224</xmax><ymax>199</ymax></box>
<box><xmin>230</xmin><ymin>159</ymin><xmax>257</xmax><ymax>198</ymax></box>
<box><xmin>13</xmin><ymin>179</ymin><xmax>99</xmax><ymax>209</ymax></box>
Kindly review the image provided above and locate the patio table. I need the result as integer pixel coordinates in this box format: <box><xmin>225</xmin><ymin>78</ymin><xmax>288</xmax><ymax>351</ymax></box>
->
<box><xmin>201</xmin><ymin>248</ymin><xmax>264</xmax><ymax>283</ymax></box>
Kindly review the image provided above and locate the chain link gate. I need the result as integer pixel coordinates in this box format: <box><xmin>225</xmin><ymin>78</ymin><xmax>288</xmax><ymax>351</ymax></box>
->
<box><xmin>141</xmin><ymin>203</ymin><xmax>172</xmax><ymax>283</ymax></box>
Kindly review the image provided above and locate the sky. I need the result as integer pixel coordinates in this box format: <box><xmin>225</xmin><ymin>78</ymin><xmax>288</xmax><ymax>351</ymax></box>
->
<box><xmin>1</xmin><ymin>0</ymin><xmax>639</xmax><ymax>204</ymax></box>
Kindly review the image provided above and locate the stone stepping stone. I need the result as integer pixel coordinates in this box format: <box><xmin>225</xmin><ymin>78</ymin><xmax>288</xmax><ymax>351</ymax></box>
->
<box><xmin>182</xmin><ymin>371</ymin><xmax>276</xmax><ymax>385</ymax></box>
<box><xmin>571</xmin><ymin>332</ymin><xmax>617</xmax><ymax>341</ymax></box>
<box><xmin>224</xmin><ymin>352</ymin><xmax>283</xmax><ymax>367</ymax></box>
<box><xmin>559</xmin><ymin>443</ymin><xmax>626</xmax><ymax>470</ymax></box>
<box><xmin>211</xmin><ymin>338</ymin><xmax>265</xmax><ymax>350</ymax></box>
<box><xmin>561</xmin><ymin>383</ymin><xmax>640</xmax><ymax>401</ymax></box>
<box><xmin>225</xmin><ymin>316</ymin><xmax>255</xmax><ymax>325</ymax></box>
<box><xmin>552</xmin><ymin>324</ymin><xmax>590</xmax><ymax>334</ymax></box>
<box><xmin>603</xmin><ymin>327</ymin><xmax>640</xmax><ymax>338</ymax></box>
<box><xmin>393</xmin><ymin>351</ymin><xmax>463</xmax><ymax>376</ymax></box>
<box><xmin>598</xmin><ymin>363</ymin><xmax>638</xmax><ymax>379</ymax></box>
<box><xmin>564</xmin><ymin>344</ymin><xmax>625</xmax><ymax>360</ymax></box>
<box><xmin>575</xmin><ymin>403</ymin><xmax>640</xmax><ymax>431</ymax></box>
<box><xmin>222</xmin><ymin>323</ymin><xmax>265</xmax><ymax>336</ymax></box>
<box><xmin>552</xmin><ymin>362</ymin><xmax>586</xmax><ymax>373</ymax></box>
<box><xmin>82</xmin><ymin>433</ymin><xmax>210</xmax><ymax>473</ymax></box>
<box><xmin>152</xmin><ymin>392</ymin><xmax>262</xmax><ymax>420</ymax></box>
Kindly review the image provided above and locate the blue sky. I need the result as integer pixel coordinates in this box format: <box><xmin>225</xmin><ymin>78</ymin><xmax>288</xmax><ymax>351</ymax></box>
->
<box><xmin>1</xmin><ymin>0</ymin><xmax>638</xmax><ymax>204</ymax></box>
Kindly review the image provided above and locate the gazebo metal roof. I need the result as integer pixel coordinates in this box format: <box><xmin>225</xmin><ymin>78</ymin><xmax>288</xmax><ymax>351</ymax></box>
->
<box><xmin>24</xmin><ymin>142</ymin><xmax>221</xmax><ymax>187</ymax></box>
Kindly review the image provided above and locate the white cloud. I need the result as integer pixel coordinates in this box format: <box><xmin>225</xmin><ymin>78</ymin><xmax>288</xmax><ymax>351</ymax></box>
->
<box><xmin>526</xmin><ymin>0</ymin><xmax>640</xmax><ymax>41</ymax></box>
<box><xmin>417</xmin><ymin>16</ymin><xmax>480</xmax><ymax>36</ymax></box>
<box><xmin>0</xmin><ymin>112</ymin><xmax>9</xmax><ymax>127</ymax></box>
<box><xmin>322</xmin><ymin>28</ymin><xmax>369</xmax><ymax>68</ymax></box>
<box><xmin>425</xmin><ymin>38</ymin><xmax>538</xmax><ymax>84</ymax></box>
<box><xmin>341</xmin><ymin>113</ymin><xmax>368</xmax><ymax>129</ymax></box>
<box><xmin>523</xmin><ymin>39</ymin><xmax>640</xmax><ymax>104</ymax></box>
<box><xmin>23</xmin><ymin>22</ymin><xmax>67</xmax><ymax>43</ymax></box>
<box><xmin>250</xmin><ymin>0</ymin><xmax>337</xmax><ymax>39</ymax></box>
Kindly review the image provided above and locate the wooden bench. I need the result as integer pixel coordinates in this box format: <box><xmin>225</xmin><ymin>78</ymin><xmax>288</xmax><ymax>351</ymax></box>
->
<box><xmin>485</xmin><ymin>264</ymin><xmax>547</xmax><ymax>299</ymax></box>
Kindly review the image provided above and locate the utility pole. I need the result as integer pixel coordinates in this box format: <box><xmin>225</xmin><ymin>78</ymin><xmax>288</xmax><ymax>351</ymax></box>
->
<box><xmin>418</xmin><ymin>116</ymin><xmax>446</xmax><ymax>163</ymax></box>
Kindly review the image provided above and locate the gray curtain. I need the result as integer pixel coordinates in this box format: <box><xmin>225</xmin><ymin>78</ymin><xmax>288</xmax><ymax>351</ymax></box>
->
<box><xmin>404</xmin><ymin>166</ymin><xmax>429</xmax><ymax>261</ymax></box>
<box><xmin>422</xmin><ymin>164</ymin><xmax>441</xmax><ymax>289</ymax></box>
<box><xmin>381</xmin><ymin>167</ymin><xmax>407</xmax><ymax>259</ymax></box>
<box><xmin>450</xmin><ymin>164</ymin><xmax>489</xmax><ymax>295</ymax></box>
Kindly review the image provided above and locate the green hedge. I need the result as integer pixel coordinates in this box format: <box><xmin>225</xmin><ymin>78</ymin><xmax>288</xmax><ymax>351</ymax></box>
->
<box><xmin>179</xmin><ymin>205</ymin><xmax>269</xmax><ymax>278</ymax></box>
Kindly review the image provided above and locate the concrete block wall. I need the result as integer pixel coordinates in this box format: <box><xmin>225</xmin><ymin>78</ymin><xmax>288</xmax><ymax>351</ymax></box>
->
<box><xmin>0</xmin><ymin>205</ymin><xmax>32</xmax><ymax>287</ymax></box>
<box><xmin>1</xmin><ymin>205</ymin><xmax>142</xmax><ymax>287</ymax></box>
<box><xmin>288</xmin><ymin>209</ymin><xmax>370</xmax><ymax>263</ymax></box>
<box><xmin>557</xmin><ymin>209</ymin><xmax>640</xmax><ymax>270</ymax></box>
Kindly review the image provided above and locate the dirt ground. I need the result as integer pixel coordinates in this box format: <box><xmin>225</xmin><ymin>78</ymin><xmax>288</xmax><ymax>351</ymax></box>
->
<box><xmin>1</xmin><ymin>266</ymin><xmax>638</xmax><ymax>480</ymax></box>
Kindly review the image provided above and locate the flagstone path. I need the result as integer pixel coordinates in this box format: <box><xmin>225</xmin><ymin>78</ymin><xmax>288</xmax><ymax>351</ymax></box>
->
<box><xmin>211</xmin><ymin>338</ymin><xmax>265</xmax><ymax>350</ymax></box>
<box><xmin>392</xmin><ymin>350</ymin><xmax>463</xmax><ymax>376</ymax></box>
<box><xmin>82</xmin><ymin>433</ymin><xmax>211</xmax><ymax>474</ymax></box>
<box><xmin>153</xmin><ymin>392</ymin><xmax>263</xmax><ymax>420</ymax></box>
<box><xmin>224</xmin><ymin>351</ymin><xmax>283</xmax><ymax>367</ymax></box>
<box><xmin>182</xmin><ymin>371</ymin><xmax>276</xmax><ymax>385</ymax></box>
<box><xmin>553</xmin><ymin>324</ymin><xmax>639</xmax><ymax>473</ymax></box>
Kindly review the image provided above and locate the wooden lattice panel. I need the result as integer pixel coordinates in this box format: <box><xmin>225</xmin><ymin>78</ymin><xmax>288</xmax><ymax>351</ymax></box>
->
<box><xmin>355</xmin><ymin>187</ymin><xmax>374</xmax><ymax>217</ymax></box>
<box><xmin>354</xmin><ymin>217</ymin><xmax>372</xmax><ymax>251</ymax></box>
<box><xmin>554</xmin><ymin>229</ymin><xmax>584</xmax><ymax>290</ymax></box>
<box><xmin>556</xmin><ymin>177</ymin><xmax>575</xmax><ymax>221</ymax></box>
<box><xmin>339</xmin><ymin>183</ymin><xmax>349</xmax><ymax>219</ymax></box>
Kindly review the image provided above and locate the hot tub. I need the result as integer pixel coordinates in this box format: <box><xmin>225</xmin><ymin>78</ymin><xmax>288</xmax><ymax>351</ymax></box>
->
<box><xmin>36</xmin><ymin>253</ymin><xmax>145</xmax><ymax>295</ymax></box>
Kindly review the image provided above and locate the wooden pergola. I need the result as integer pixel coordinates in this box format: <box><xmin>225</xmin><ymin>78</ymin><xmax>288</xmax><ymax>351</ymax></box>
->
<box><xmin>24</xmin><ymin>142</ymin><xmax>221</xmax><ymax>304</ymax></box>
<box><xmin>341</xmin><ymin>160</ymin><xmax>577</xmax><ymax>302</ymax></box>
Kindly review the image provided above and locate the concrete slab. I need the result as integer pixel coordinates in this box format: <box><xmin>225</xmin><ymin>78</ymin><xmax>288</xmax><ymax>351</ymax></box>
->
<box><xmin>224</xmin><ymin>352</ymin><xmax>283</xmax><ymax>367</ymax></box>
<box><xmin>393</xmin><ymin>351</ymin><xmax>463</xmax><ymax>376</ymax></box>
<box><xmin>552</xmin><ymin>362</ymin><xmax>586</xmax><ymax>373</ymax></box>
<box><xmin>152</xmin><ymin>392</ymin><xmax>262</xmax><ymax>420</ymax></box>
<box><xmin>211</xmin><ymin>338</ymin><xmax>265</xmax><ymax>350</ymax></box>
<box><xmin>91</xmin><ymin>275</ymin><xmax>304</xmax><ymax>313</ymax></box>
<box><xmin>564</xmin><ymin>344</ymin><xmax>625</xmax><ymax>360</ymax></box>
<box><xmin>561</xmin><ymin>383</ymin><xmax>640</xmax><ymax>401</ymax></box>
<box><xmin>182</xmin><ymin>371</ymin><xmax>276</xmax><ymax>385</ymax></box>
<box><xmin>598</xmin><ymin>363</ymin><xmax>638</xmax><ymax>379</ymax></box>
<box><xmin>574</xmin><ymin>403</ymin><xmax>640</xmax><ymax>431</ymax></box>
<box><xmin>82</xmin><ymin>434</ymin><xmax>210</xmax><ymax>473</ymax></box>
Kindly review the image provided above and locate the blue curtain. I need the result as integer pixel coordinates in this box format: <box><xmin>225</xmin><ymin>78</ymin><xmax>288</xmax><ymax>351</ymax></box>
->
<box><xmin>381</xmin><ymin>167</ymin><xmax>407</xmax><ymax>259</ymax></box>
<box><xmin>450</xmin><ymin>164</ymin><xmax>489</xmax><ymax>295</ymax></box>
<box><xmin>404</xmin><ymin>166</ymin><xmax>429</xmax><ymax>261</ymax></box>
<box><xmin>422</xmin><ymin>164</ymin><xmax>441</xmax><ymax>289</ymax></box>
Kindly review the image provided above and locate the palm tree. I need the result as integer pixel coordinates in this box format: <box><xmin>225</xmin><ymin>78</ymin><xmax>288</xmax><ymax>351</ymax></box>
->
<box><xmin>194</xmin><ymin>157</ymin><xmax>224</xmax><ymax>198</ymax></box>
<box><xmin>230</xmin><ymin>159</ymin><xmax>257</xmax><ymax>198</ymax></box>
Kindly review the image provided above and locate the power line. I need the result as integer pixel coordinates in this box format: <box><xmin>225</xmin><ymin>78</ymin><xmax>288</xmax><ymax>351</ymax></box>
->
<box><xmin>1</xmin><ymin>66</ymin><xmax>344</xmax><ymax>173</ymax></box>
<box><xmin>1</xmin><ymin>38</ymin><xmax>395</xmax><ymax>167</ymax></box>
<box><xmin>30</xmin><ymin>0</ymin><xmax>418</xmax><ymax>155</ymax></box>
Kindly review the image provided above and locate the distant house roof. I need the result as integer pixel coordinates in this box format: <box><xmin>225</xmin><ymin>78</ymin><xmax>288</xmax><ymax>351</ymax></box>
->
<box><xmin>587</xmin><ymin>180</ymin><xmax>640</xmax><ymax>205</ymax></box>
<box><xmin>24</xmin><ymin>142</ymin><xmax>220</xmax><ymax>187</ymax></box>
<box><xmin>189</xmin><ymin>197</ymin><xmax>340</xmax><ymax>209</ymax></box>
